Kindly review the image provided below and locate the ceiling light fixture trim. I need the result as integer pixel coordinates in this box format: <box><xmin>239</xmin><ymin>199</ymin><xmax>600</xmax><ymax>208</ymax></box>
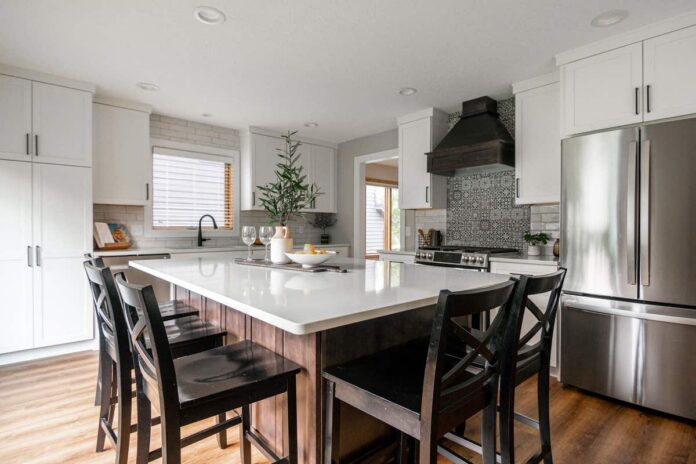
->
<box><xmin>136</xmin><ymin>82</ymin><xmax>160</xmax><ymax>91</ymax></box>
<box><xmin>194</xmin><ymin>6</ymin><xmax>226</xmax><ymax>25</ymax></box>
<box><xmin>591</xmin><ymin>10</ymin><xmax>629</xmax><ymax>28</ymax></box>
<box><xmin>304</xmin><ymin>122</ymin><xmax>319</xmax><ymax>128</ymax></box>
<box><xmin>399</xmin><ymin>87</ymin><xmax>418</xmax><ymax>96</ymax></box>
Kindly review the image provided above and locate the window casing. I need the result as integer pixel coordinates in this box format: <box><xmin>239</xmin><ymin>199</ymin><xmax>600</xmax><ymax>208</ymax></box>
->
<box><xmin>145</xmin><ymin>140</ymin><xmax>240</xmax><ymax>238</ymax></box>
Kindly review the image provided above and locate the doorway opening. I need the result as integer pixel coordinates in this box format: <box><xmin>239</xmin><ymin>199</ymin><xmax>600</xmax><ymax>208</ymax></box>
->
<box><xmin>364</xmin><ymin>158</ymin><xmax>400</xmax><ymax>259</ymax></box>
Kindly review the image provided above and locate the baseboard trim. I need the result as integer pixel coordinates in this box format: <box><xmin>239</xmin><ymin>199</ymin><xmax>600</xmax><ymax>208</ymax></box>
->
<box><xmin>0</xmin><ymin>338</ymin><xmax>97</xmax><ymax>367</ymax></box>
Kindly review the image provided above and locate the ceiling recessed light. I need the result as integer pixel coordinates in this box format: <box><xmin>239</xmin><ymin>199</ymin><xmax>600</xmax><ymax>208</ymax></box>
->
<box><xmin>591</xmin><ymin>10</ymin><xmax>629</xmax><ymax>28</ymax></box>
<box><xmin>399</xmin><ymin>87</ymin><xmax>417</xmax><ymax>96</ymax></box>
<box><xmin>202</xmin><ymin>113</ymin><xmax>212</xmax><ymax>118</ymax></box>
<box><xmin>304</xmin><ymin>122</ymin><xmax>319</xmax><ymax>128</ymax></box>
<box><xmin>136</xmin><ymin>82</ymin><xmax>159</xmax><ymax>91</ymax></box>
<box><xmin>194</xmin><ymin>6</ymin><xmax>226</xmax><ymax>25</ymax></box>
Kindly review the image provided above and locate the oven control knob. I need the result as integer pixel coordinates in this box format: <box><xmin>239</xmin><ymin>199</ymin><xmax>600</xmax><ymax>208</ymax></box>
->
<box><xmin>476</xmin><ymin>256</ymin><xmax>485</xmax><ymax>264</ymax></box>
<box><xmin>416</xmin><ymin>252</ymin><xmax>422</xmax><ymax>259</ymax></box>
<box><xmin>462</xmin><ymin>255</ymin><xmax>470</xmax><ymax>262</ymax></box>
<box><xmin>426</xmin><ymin>253</ymin><xmax>433</xmax><ymax>259</ymax></box>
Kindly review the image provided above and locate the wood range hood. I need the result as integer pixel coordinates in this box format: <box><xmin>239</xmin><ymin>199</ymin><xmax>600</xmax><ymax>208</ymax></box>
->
<box><xmin>426</xmin><ymin>97</ymin><xmax>515</xmax><ymax>176</ymax></box>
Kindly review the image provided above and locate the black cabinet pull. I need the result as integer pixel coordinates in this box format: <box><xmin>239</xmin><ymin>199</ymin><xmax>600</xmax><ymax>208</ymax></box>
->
<box><xmin>516</xmin><ymin>178</ymin><xmax>520</xmax><ymax>198</ymax></box>
<box><xmin>252</xmin><ymin>191</ymin><xmax>256</xmax><ymax>206</ymax></box>
<box><xmin>146</xmin><ymin>183</ymin><xmax>149</xmax><ymax>201</ymax></box>
<box><xmin>36</xmin><ymin>246</ymin><xmax>41</xmax><ymax>267</ymax></box>
<box><xmin>26</xmin><ymin>133</ymin><xmax>30</xmax><ymax>155</ymax></box>
<box><xmin>35</xmin><ymin>135</ymin><xmax>39</xmax><ymax>156</ymax></box>
<box><xmin>425</xmin><ymin>186</ymin><xmax>429</xmax><ymax>203</ymax></box>
<box><xmin>646</xmin><ymin>85</ymin><xmax>652</xmax><ymax>113</ymax></box>
<box><xmin>27</xmin><ymin>246</ymin><xmax>33</xmax><ymax>267</ymax></box>
<box><xmin>634</xmin><ymin>87</ymin><xmax>639</xmax><ymax>115</ymax></box>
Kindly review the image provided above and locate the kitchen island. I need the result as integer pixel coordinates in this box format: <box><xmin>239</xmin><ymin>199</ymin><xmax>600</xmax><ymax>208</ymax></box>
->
<box><xmin>130</xmin><ymin>255</ymin><xmax>509</xmax><ymax>463</ymax></box>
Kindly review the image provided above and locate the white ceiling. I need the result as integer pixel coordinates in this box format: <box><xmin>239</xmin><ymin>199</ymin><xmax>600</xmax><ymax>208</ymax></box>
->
<box><xmin>1</xmin><ymin>1</ymin><xmax>694</xmax><ymax>143</ymax></box>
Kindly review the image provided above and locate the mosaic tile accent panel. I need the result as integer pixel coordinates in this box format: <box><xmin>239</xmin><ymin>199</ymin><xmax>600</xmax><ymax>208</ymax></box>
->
<box><xmin>446</xmin><ymin>172</ymin><xmax>530</xmax><ymax>250</ymax></box>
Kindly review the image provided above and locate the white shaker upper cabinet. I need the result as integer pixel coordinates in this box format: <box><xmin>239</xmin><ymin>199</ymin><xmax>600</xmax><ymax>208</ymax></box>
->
<box><xmin>307</xmin><ymin>144</ymin><xmax>337</xmax><ymax>213</ymax></box>
<box><xmin>0</xmin><ymin>75</ymin><xmax>32</xmax><ymax>162</ymax></box>
<box><xmin>242</xmin><ymin>133</ymin><xmax>285</xmax><ymax>210</ymax></box>
<box><xmin>643</xmin><ymin>25</ymin><xmax>696</xmax><ymax>122</ymax></box>
<box><xmin>561</xmin><ymin>43</ymin><xmax>643</xmax><ymax>137</ymax></box>
<box><xmin>32</xmin><ymin>163</ymin><xmax>92</xmax><ymax>347</ymax></box>
<box><xmin>398</xmin><ymin>109</ymin><xmax>448</xmax><ymax>210</ymax></box>
<box><xmin>32</xmin><ymin>82</ymin><xmax>92</xmax><ymax>167</ymax></box>
<box><xmin>93</xmin><ymin>103</ymin><xmax>150</xmax><ymax>205</ymax></box>
<box><xmin>514</xmin><ymin>75</ymin><xmax>561</xmax><ymax>205</ymax></box>
<box><xmin>0</xmin><ymin>160</ymin><xmax>34</xmax><ymax>354</ymax></box>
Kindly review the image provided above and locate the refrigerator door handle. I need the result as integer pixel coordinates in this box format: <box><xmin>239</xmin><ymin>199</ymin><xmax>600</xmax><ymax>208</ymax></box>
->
<box><xmin>626</xmin><ymin>141</ymin><xmax>638</xmax><ymax>285</ymax></box>
<box><xmin>640</xmin><ymin>140</ymin><xmax>651</xmax><ymax>286</ymax></box>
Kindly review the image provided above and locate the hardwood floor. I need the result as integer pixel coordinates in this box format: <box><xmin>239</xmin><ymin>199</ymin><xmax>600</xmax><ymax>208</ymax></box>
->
<box><xmin>0</xmin><ymin>351</ymin><xmax>694</xmax><ymax>464</ymax></box>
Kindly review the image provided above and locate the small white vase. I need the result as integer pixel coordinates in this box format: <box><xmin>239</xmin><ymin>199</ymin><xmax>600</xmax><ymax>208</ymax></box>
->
<box><xmin>527</xmin><ymin>245</ymin><xmax>541</xmax><ymax>256</ymax></box>
<box><xmin>270</xmin><ymin>226</ymin><xmax>293</xmax><ymax>264</ymax></box>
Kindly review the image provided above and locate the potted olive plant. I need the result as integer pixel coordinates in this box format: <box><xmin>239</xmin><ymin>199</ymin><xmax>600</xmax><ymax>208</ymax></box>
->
<box><xmin>523</xmin><ymin>232</ymin><xmax>550</xmax><ymax>256</ymax></box>
<box><xmin>257</xmin><ymin>131</ymin><xmax>320</xmax><ymax>263</ymax></box>
<box><xmin>309</xmin><ymin>213</ymin><xmax>337</xmax><ymax>244</ymax></box>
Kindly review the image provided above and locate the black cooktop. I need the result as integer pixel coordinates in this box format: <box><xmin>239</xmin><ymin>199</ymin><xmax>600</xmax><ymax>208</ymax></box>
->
<box><xmin>419</xmin><ymin>245</ymin><xmax>518</xmax><ymax>254</ymax></box>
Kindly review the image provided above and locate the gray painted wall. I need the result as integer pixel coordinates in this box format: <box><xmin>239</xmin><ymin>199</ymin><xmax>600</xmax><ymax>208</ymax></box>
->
<box><xmin>333</xmin><ymin>129</ymin><xmax>400</xmax><ymax>247</ymax></box>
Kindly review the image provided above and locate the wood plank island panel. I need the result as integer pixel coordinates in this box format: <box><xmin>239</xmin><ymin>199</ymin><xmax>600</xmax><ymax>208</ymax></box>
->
<box><xmin>175</xmin><ymin>285</ymin><xmax>436</xmax><ymax>463</ymax></box>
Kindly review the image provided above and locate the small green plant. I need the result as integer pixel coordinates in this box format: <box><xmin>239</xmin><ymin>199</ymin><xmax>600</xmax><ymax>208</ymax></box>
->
<box><xmin>257</xmin><ymin>131</ymin><xmax>321</xmax><ymax>226</ymax></box>
<box><xmin>523</xmin><ymin>232</ymin><xmax>550</xmax><ymax>246</ymax></box>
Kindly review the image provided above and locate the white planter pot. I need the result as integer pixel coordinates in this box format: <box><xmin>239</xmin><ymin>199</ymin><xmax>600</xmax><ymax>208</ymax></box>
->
<box><xmin>527</xmin><ymin>245</ymin><xmax>541</xmax><ymax>256</ymax></box>
<box><xmin>271</xmin><ymin>237</ymin><xmax>293</xmax><ymax>264</ymax></box>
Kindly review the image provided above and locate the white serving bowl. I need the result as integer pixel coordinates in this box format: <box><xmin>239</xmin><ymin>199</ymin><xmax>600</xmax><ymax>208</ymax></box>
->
<box><xmin>285</xmin><ymin>251</ymin><xmax>336</xmax><ymax>268</ymax></box>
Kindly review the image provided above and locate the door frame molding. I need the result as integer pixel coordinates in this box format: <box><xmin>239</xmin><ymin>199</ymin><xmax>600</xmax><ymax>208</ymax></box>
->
<box><xmin>353</xmin><ymin>149</ymin><xmax>399</xmax><ymax>258</ymax></box>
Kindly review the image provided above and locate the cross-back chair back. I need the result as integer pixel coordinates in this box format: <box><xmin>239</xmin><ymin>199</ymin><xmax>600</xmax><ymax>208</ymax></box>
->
<box><xmin>84</xmin><ymin>262</ymin><xmax>131</xmax><ymax>369</ymax></box>
<box><xmin>420</xmin><ymin>279</ymin><xmax>517</xmax><ymax>444</ymax></box>
<box><xmin>115</xmin><ymin>275</ymin><xmax>178</xmax><ymax>411</ymax></box>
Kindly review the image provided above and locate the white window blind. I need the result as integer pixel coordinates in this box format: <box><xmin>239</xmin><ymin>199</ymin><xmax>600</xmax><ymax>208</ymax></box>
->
<box><xmin>152</xmin><ymin>150</ymin><xmax>234</xmax><ymax>229</ymax></box>
<box><xmin>365</xmin><ymin>184</ymin><xmax>386</xmax><ymax>255</ymax></box>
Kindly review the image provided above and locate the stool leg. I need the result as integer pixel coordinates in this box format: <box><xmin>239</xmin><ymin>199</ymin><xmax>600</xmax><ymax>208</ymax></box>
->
<box><xmin>323</xmin><ymin>379</ymin><xmax>341</xmax><ymax>464</ymax></box>
<box><xmin>239</xmin><ymin>404</ymin><xmax>251</xmax><ymax>464</ymax></box>
<box><xmin>161</xmin><ymin>416</ymin><xmax>182</xmax><ymax>464</ymax></box>
<box><xmin>397</xmin><ymin>432</ymin><xmax>409</xmax><ymax>464</ymax></box>
<box><xmin>114</xmin><ymin>367</ymin><xmax>132</xmax><ymax>464</ymax></box>
<box><xmin>482</xmin><ymin>398</ymin><xmax>497</xmax><ymax>464</ymax></box>
<box><xmin>217</xmin><ymin>413</ymin><xmax>227</xmax><ymax>449</ymax></box>
<box><xmin>95</xmin><ymin>352</ymin><xmax>112</xmax><ymax>452</ymax></box>
<box><xmin>499</xmin><ymin>380</ymin><xmax>515</xmax><ymax>464</ymax></box>
<box><xmin>538</xmin><ymin>369</ymin><xmax>553</xmax><ymax>464</ymax></box>
<box><xmin>135</xmin><ymin>371</ymin><xmax>152</xmax><ymax>464</ymax></box>
<box><xmin>285</xmin><ymin>377</ymin><xmax>298</xmax><ymax>464</ymax></box>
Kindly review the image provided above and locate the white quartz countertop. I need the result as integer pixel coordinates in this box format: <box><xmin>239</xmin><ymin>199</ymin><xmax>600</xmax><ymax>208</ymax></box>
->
<box><xmin>489</xmin><ymin>253</ymin><xmax>559</xmax><ymax>266</ymax></box>
<box><xmin>130</xmin><ymin>254</ymin><xmax>509</xmax><ymax>335</ymax></box>
<box><xmin>94</xmin><ymin>243</ymin><xmax>350</xmax><ymax>257</ymax></box>
<box><xmin>376</xmin><ymin>249</ymin><xmax>416</xmax><ymax>256</ymax></box>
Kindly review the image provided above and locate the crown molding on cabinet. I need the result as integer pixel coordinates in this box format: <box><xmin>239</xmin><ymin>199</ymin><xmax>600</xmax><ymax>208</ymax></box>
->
<box><xmin>397</xmin><ymin>107</ymin><xmax>448</xmax><ymax>126</ymax></box>
<box><xmin>0</xmin><ymin>63</ymin><xmax>96</xmax><ymax>93</ymax></box>
<box><xmin>93</xmin><ymin>95</ymin><xmax>152</xmax><ymax>113</ymax></box>
<box><xmin>555</xmin><ymin>9</ymin><xmax>696</xmax><ymax>66</ymax></box>
<box><xmin>512</xmin><ymin>70</ymin><xmax>560</xmax><ymax>94</ymax></box>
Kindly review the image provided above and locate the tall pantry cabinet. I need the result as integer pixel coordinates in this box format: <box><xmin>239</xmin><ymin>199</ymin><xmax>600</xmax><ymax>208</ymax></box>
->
<box><xmin>0</xmin><ymin>67</ymin><xmax>94</xmax><ymax>357</ymax></box>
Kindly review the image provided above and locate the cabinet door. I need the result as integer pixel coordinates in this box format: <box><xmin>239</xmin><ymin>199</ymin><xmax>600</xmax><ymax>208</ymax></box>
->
<box><xmin>308</xmin><ymin>145</ymin><xmax>336</xmax><ymax>212</ymax></box>
<box><xmin>0</xmin><ymin>75</ymin><xmax>32</xmax><ymax>162</ymax></box>
<box><xmin>32</xmin><ymin>164</ymin><xmax>92</xmax><ymax>347</ymax></box>
<box><xmin>561</xmin><ymin>43</ymin><xmax>643</xmax><ymax>136</ymax></box>
<box><xmin>644</xmin><ymin>25</ymin><xmax>696</xmax><ymax>122</ymax></box>
<box><xmin>0</xmin><ymin>160</ymin><xmax>34</xmax><ymax>354</ymax></box>
<box><xmin>399</xmin><ymin>117</ymin><xmax>432</xmax><ymax>209</ymax></box>
<box><xmin>515</xmin><ymin>82</ymin><xmax>561</xmax><ymax>204</ymax></box>
<box><xmin>250</xmin><ymin>134</ymin><xmax>285</xmax><ymax>209</ymax></box>
<box><xmin>93</xmin><ymin>103</ymin><xmax>149</xmax><ymax>204</ymax></box>
<box><xmin>32</xmin><ymin>82</ymin><xmax>92</xmax><ymax>167</ymax></box>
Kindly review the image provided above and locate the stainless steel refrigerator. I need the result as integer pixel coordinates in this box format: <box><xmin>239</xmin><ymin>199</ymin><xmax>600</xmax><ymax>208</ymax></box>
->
<box><xmin>560</xmin><ymin>118</ymin><xmax>696</xmax><ymax>421</ymax></box>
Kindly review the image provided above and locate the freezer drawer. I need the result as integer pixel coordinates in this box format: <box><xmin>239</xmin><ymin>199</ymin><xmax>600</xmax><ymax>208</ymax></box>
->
<box><xmin>560</xmin><ymin>296</ymin><xmax>696</xmax><ymax>420</ymax></box>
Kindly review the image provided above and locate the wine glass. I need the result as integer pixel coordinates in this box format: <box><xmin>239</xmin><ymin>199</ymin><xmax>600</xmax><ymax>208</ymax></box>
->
<box><xmin>259</xmin><ymin>226</ymin><xmax>273</xmax><ymax>262</ymax></box>
<box><xmin>241</xmin><ymin>226</ymin><xmax>256</xmax><ymax>261</ymax></box>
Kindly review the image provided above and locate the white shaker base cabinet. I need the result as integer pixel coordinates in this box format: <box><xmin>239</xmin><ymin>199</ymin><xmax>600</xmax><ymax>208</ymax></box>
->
<box><xmin>0</xmin><ymin>161</ymin><xmax>34</xmax><ymax>353</ymax></box>
<box><xmin>643</xmin><ymin>25</ymin><xmax>696</xmax><ymax>122</ymax></box>
<box><xmin>561</xmin><ymin>43</ymin><xmax>643</xmax><ymax>137</ymax></box>
<box><xmin>0</xmin><ymin>160</ymin><xmax>93</xmax><ymax>355</ymax></box>
<box><xmin>0</xmin><ymin>75</ymin><xmax>32</xmax><ymax>162</ymax></box>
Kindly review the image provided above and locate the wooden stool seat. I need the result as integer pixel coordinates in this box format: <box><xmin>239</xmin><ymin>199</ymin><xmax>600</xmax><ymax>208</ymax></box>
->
<box><xmin>158</xmin><ymin>300</ymin><xmax>200</xmax><ymax>321</ymax></box>
<box><xmin>174</xmin><ymin>340</ymin><xmax>301</xmax><ymax>419</ymax></box>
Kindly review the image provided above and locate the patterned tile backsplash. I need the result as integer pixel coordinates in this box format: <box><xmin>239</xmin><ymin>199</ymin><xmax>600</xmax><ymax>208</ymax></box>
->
<box><xmin>414</xmin><ymin>97</ymin><xmax>559</xmax><ymax>255</ymax></box>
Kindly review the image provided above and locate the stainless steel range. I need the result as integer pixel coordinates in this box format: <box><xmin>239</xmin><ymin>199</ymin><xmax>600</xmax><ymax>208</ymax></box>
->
<box><xmin>415</xmin><ymin>245</ymin><xmax>518</xmax><ymax>270</ymax></box>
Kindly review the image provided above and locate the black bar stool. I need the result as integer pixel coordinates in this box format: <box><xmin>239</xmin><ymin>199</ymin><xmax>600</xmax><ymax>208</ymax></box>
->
<box><xmin>84</xmin><ymin>261</ymin><xmax>228</xmax><ymax>464</ymax></box>
<box><xmin>445</xmin><ymin>269</ymin><xmax>566</xmax><ymax>464</ymax></box>
<box><xmin>323</xmin><ymin>279</ymin><xmax>518</xmax><ymax>464</ymax></box>
<box><xmin>115</xmin><ymin>275</ymin><xmax>302</xmax><ymax>464</ymax></box>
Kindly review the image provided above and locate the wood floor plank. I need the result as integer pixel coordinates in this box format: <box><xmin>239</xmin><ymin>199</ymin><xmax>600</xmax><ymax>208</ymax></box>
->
<box><xmin>0</xmin><ymin>351</ymin><xmax>694</xmax><ymax>463</ymax></box>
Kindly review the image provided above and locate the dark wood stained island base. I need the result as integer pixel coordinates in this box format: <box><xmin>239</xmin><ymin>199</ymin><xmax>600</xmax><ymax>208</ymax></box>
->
<box><xmin>175</xmin><ymin>285</ymin><xmax>435</xmax><ymax>464</ymax></box>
